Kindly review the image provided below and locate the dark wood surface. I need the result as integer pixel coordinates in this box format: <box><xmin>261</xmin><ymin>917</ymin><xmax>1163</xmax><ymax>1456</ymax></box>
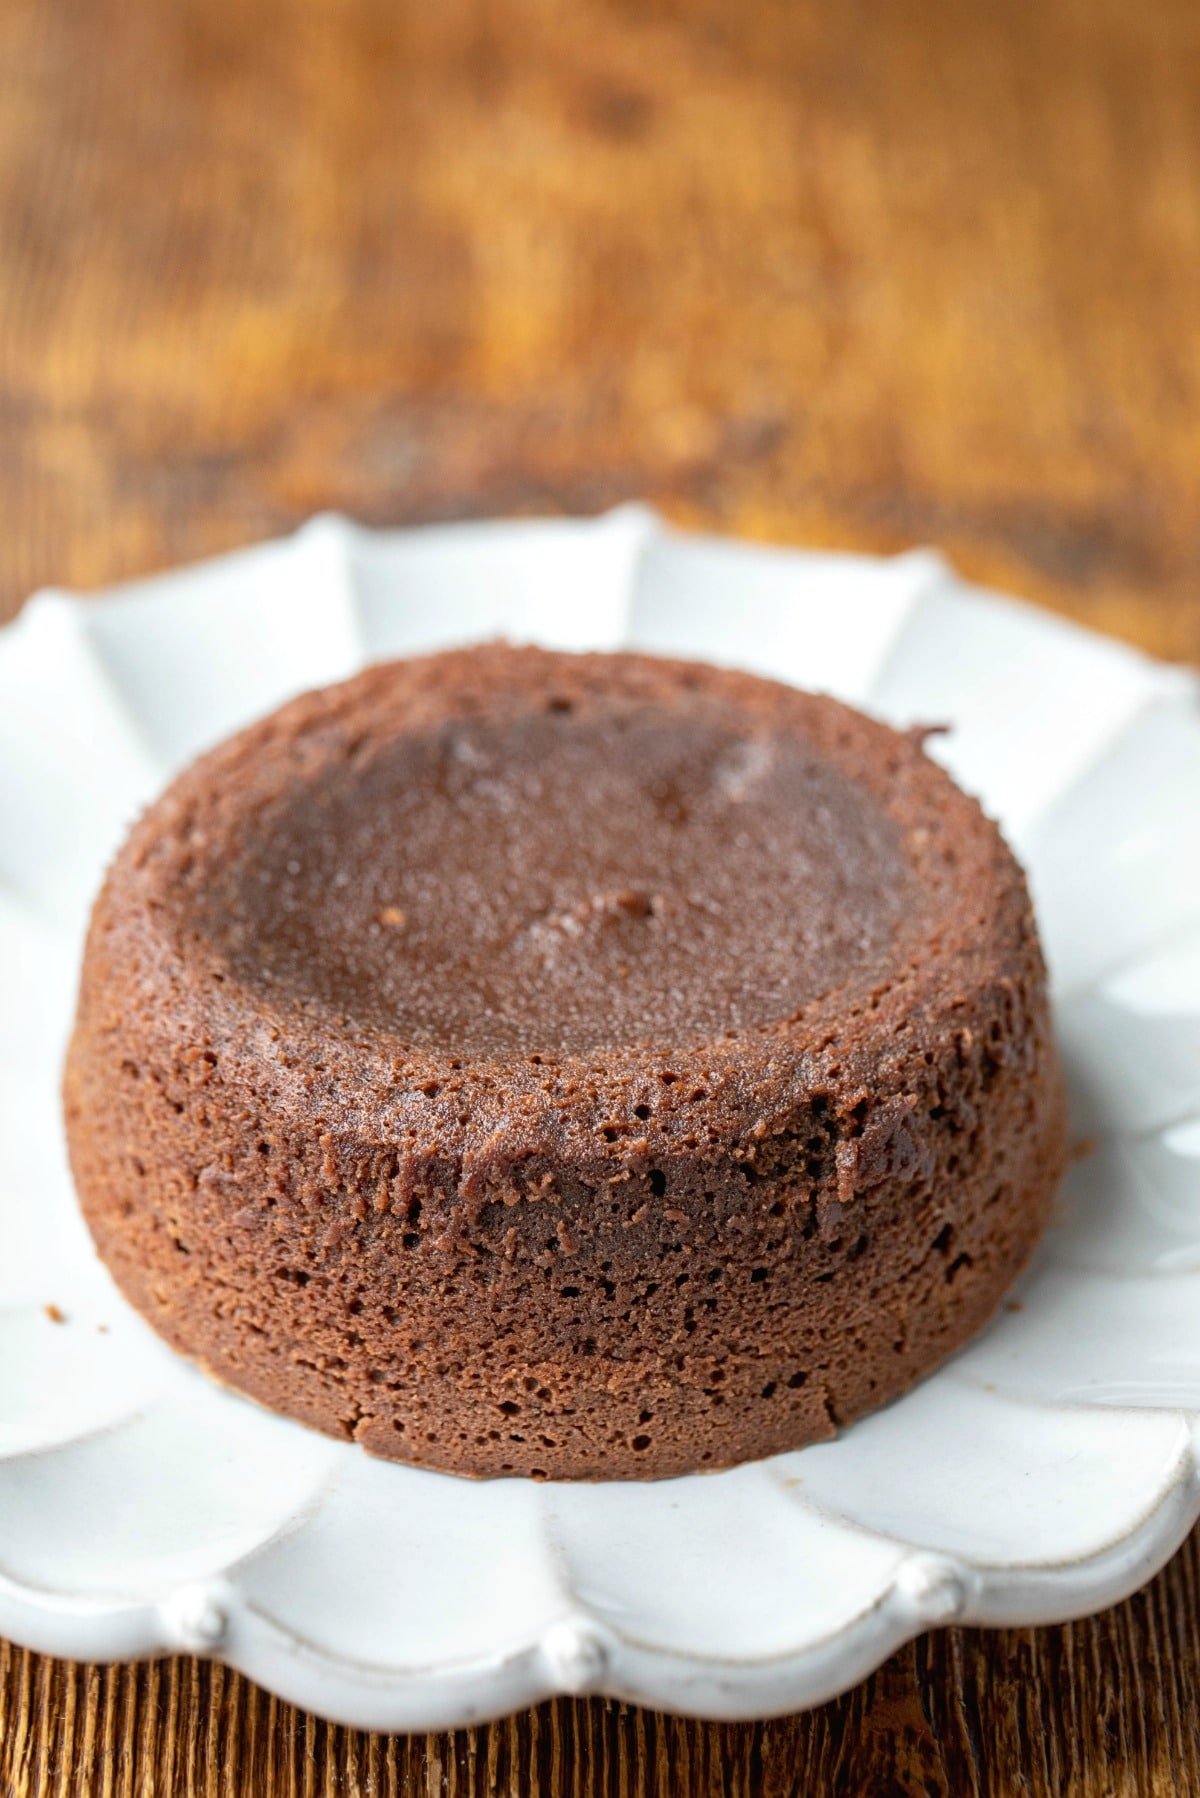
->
<box><xmin>2</xmin><ymin>0</ymin><xmax>1199</xmax><ymax>1790</ymax></box>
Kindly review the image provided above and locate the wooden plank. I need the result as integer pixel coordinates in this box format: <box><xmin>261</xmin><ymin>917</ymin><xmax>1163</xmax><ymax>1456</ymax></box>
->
<box><xmin>0</xmin><ymin>0</ymin><xmax>1197</xmax><ymax>659</ymax></box>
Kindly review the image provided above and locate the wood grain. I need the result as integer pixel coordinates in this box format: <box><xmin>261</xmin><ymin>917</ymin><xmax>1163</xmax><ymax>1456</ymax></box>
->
<box><xmin>1</xmin><ymin>0</ymin><xmax>1199</xmax><ymax>1790</ymax></box>
<box><xmin>1</xmin><ymin>0</ymin><xmax>1200</xmax><ymax>656</ymax></box>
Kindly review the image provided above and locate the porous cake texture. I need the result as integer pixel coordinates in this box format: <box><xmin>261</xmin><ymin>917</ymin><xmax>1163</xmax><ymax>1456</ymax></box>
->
<box><xmin>65</xmin><ymin>645</ymin><xmax>1066</xmax><ymax>1478</ymax></box>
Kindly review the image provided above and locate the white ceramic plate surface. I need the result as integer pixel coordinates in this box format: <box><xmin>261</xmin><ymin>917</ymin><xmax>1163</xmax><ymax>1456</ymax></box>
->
<box><xmin>1</xmin><ymin>508</ymin><xmax>1198</xmax><ymax>1729</ymax></box>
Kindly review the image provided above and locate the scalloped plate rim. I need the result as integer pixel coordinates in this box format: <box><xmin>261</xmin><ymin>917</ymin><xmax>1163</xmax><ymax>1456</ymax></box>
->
<box><xmin>1</xmin><ymin>508</ymin><xmax>1198</xmax><ymax>1729</ymax></box>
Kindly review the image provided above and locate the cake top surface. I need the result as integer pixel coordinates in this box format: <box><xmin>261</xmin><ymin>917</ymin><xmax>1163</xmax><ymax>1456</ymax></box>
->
<box><xmin>204</xmin><ymin>697</ymin><xmax>913</xmax><ymax>1059</ymax></box>
<box><xmin>106</xmin><ymin>644</ymin><xmax>1035</xmax><ymax>1124</ymax></box>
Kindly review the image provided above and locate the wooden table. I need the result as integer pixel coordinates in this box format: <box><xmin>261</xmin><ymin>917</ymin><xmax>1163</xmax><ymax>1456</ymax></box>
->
<box><xmin>2</xmin><ymin>0</ymin><xmax>1198</xmax><ymax>1790</ymax></box>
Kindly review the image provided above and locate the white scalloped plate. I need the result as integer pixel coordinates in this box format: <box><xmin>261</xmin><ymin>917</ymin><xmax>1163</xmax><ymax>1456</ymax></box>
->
<box><xmin>2</xmin><ymin>508</ymin><xmax>1199</xmax><ymax>1730</ymax></box>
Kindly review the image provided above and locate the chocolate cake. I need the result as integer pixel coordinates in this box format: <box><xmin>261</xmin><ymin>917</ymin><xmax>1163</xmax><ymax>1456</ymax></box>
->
<box><xmin>64</xmin><ymin>644</ymin><xmax>1067</xmax><ymax>1480</ymax></box>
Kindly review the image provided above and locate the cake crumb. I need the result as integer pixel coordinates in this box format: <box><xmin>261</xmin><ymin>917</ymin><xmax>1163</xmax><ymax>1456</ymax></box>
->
<box><xmin>906</xmin><ymin>721</ymin><xmax>952</xmax><ymax>748</ymax></box>
<box><xmin>377</xmin><ymin>906</ymin><xmax>407</xmax><ymax>929</ymax></box>
<box><xmin>1070</xmin><ymin>1136</ymin><xmax>1096</xmax><ymax>1163</ymax></box>
<box><xmin>44</xmin><ymin>1303</ymin><xmax>67</xmax><ymax>1324</ymax></box>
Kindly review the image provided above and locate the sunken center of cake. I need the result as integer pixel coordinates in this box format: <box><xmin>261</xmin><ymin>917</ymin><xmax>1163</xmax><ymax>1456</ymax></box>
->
<box><xmin>208</xmin><ymin>706</ymin><xmax>914</xmax><ymax>1056</ymax></box>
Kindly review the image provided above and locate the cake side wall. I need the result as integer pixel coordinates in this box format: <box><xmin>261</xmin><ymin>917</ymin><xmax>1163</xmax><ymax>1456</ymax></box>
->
<box><xmin>64</xmin><ymin>912</ymin><xmax>1067</xmax><ymax>1481</ymax></box>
